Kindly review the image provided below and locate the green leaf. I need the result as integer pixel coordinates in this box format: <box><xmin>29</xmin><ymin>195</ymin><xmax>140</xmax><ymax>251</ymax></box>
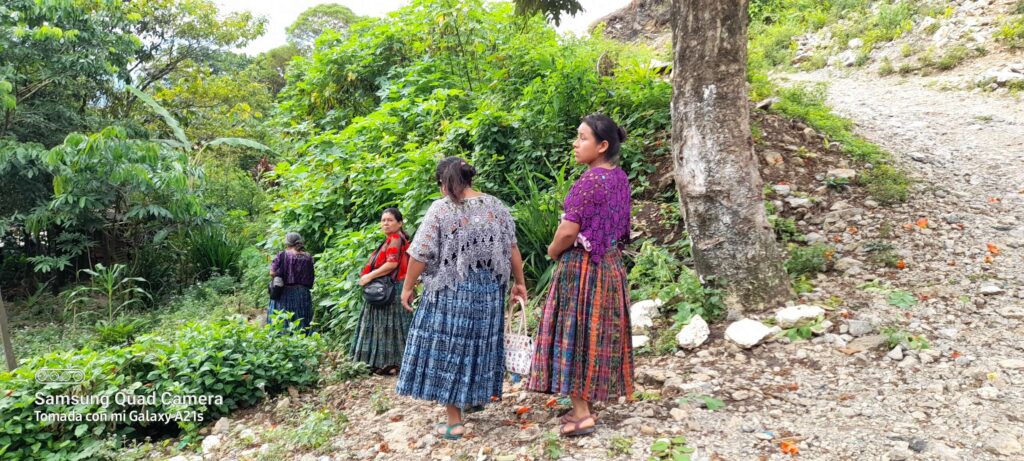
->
<box><xmin>887</xmin><ymin>290</ymin><xmax>917</xmax><ymax>309</ymax></box>
<box><xmin>206</xmin><ymin>137</ymin><xmax>276</xmax><ymax>154</ymax></box>
<box><xmin>126</xmin><ymin>85</ymin><xmax>191</xmax><ymax>149</ymax></box>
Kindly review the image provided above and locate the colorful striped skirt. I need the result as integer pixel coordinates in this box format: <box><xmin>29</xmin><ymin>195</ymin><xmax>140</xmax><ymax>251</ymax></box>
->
<box><xmin>349</xmin><ymin>291</ymin><xmax>413</xmax><ymax>370</ymax></box>
<box><xmin>268</xmin><ymin>286</ymin><xmax>314</xmax><ymax>332</ymax></box>
<box><xmin>396</xmin><ymin>270</ymin><xmax>505</xmax><ymax>408</ymax></box>
<box><xmin>527</xmin><ymin>247</ymin><xmax>634</xmax><ymax>402</ymax></box>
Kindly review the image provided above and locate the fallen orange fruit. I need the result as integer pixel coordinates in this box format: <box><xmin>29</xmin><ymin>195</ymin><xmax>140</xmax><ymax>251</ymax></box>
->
<box><xmin>916</xmin><ymin>218</ymin><xmax>929</xmax><ymax>228</ymax></box>
<box><xmin>987</xmin><ymin>243</ymin><xmax>1000</xmax><ymax>256</ymax></box>
<box><xmin>545</xmin><ymin>398</ymin><xmax>558</xmax><ymax>408</ymax></box>
<box><xmin>515</xmin><ymin>406</ymin><xmax>530</xmax><ymax>416</ymax></box>
<box><xmin>896</xmin><ymin>259</ymin><xmax>906</xmax><ymax>270</ymax></box>
<box><xmin>780</xmin><ymin>440</ymin><xmax>800</xmax><ymax>455</ymax></box>
<box><xmin>984</xmin><ymin>255</ymin><xmax>994</xmax><ymax>264</ymax></box>
<box><xmin>951</xmin><ymin>351</ymin><xmax>962</xmax><ymax>359</ymax></box>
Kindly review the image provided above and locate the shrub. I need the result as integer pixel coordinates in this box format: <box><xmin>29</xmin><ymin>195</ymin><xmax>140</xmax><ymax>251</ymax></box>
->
<box><xmin>0</xmin><ymin>317</ymin><xmax>323</xmax><ymax>459</ymax></box>
<box><xmin>996</xmin><ymin>16</ymin><xmax>1024</xmax><ymax>48</ymax></box>
<box><xmin>785</xmin><ymin>243</ymin><xmax>832</xmax><ymax>277</ymax></box>
<box><xmin>861</xmin><ymin>164</ymin><xmax>911</xmax><ymax>204</ymax></box>
<box><xmin>187</xmin><ymin>227</ymin><xmax>245</xmax><ymax>280</ymax></box>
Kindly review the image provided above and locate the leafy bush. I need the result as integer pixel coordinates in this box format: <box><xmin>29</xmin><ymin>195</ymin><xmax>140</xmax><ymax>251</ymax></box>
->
<box><xmin>996</xmin><ymin>15</ymin><xmax>1024</xmax><ymax>49</ymax></box>
<box><xmin>509</xmin><ymin>166</ymin><xmax>575</xmax><ymax>296</ymax></box>
<box><xmin>92</xmin><ymin>318</ymin><xmax>148</xmax><ymax>347</ymax></box>
<box><xmin>187</xmin><ymin>227</ymin><xmax>245</xmax><ymax>279</ymax></box>
<box><xmin>628</xmin><ymin>241</ymin><xmax>725</xmax><ymax>324</ymax></box>
<box><xmin>861</xmin><ymin>164</ymin><xmax>911</xmax><ymax>204</ymax></box>
<box><xmin>271</xmin><ymin>0</ymin><xmax>672</xmax><ymax>347</ymax></box>
<box><xmin>784</xmin><ymin>243</ymin><xmax>832</xmax><ymax>277</ymax></box>
<box><xmin>0</xmin><ymin>317</ymin><xmax>322</xmax><ymax>460</ymax></box>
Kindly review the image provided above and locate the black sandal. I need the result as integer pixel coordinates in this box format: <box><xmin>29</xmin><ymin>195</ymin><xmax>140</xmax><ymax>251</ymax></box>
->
<box><xmin>559</xmin><ymin>415</ymin><xmax>596</xmax><ymax>437</ymax></box>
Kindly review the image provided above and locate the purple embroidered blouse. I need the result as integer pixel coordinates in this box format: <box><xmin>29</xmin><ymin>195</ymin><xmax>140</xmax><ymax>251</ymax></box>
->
<box><xmin>562</xmin><ymin>166</ymin><xmax>632</xmax><ymax>260</ymax></box>
<box><xmin>270</xmin><ymin>250</ymin><xmax>315</xmax><ymax>288</ymax></box>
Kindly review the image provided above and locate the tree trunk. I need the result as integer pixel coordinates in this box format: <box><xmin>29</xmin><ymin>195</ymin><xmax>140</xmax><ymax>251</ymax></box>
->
<box><xmin>0</xmin><ymin>287</ymin><xmax>17</xmax><ymax>371</ymax></box>
<box><xmin>670</xmin><ymin>0</ymin><xmax>791</xmax><ymax>314</ymax></box>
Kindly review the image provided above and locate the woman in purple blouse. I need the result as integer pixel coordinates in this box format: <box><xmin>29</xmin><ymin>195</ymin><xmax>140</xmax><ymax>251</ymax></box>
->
<box><xmin>268</xmin><ymin>232</ymin><xmax>315</xmax><ymax>332</ymax></box>
<box><xmin>527</xmin><ymin>114</ymin><xmax>634</xmax><ymax>437</ymax></box>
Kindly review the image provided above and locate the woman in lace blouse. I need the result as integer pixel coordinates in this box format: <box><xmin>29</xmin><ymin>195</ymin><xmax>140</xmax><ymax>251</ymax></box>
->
<box><xmin>527</xmin><ymin>114</ymin><xmax>634</xmax><ymax>437</ymax></box>
<box><xmin>396</xmin><ymin>156</ymin><xmax>528</xmax><ymax>441</ymax></box>
<box><xmin>349</xmin><ymin>207</ymin><xmax>413</xmax><ymax>375</ymax></box>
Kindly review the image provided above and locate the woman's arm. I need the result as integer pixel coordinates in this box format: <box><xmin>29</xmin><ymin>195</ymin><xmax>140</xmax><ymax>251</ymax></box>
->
<box><xmin>510</xmin><ymin>244</ymin><xmax>528</xmax><ymax>304</ymax></box>
<box><xmin>547</xmin><ymin>220</ymin><xmax>581</xmax><ymax>260</ymax></box>
<box><xmin>359</xmin><ymin>262</ymin><xmax>399</xmax><ymax>285</ymax></box>
<box><xmin>400</xmin><ymin>257</ymin><xmax>427</xmax><ymax>312</ymax></box>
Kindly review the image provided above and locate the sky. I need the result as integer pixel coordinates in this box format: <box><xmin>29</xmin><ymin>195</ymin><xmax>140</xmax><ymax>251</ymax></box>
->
<box><xmin>215</xmin><ymin>0</ymin><xmax>633</xmax><ymax>55</ymax></box>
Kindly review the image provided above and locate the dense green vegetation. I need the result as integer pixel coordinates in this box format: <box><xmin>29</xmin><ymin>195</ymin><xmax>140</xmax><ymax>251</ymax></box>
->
<box><xmin>0</xmin><ymin>0</ymin><xmax>911</xmax><ymax>456</ymax></box>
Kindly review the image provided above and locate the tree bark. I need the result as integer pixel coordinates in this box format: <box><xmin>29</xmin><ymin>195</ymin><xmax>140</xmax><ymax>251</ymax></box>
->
<box><xmin>0</xmin><ymin>287</ymin><xmax>17</xmax><ymax>371</ymax></box>
<box><xmin>670</xmin><ymin>0</ymin><xmax>791</xmax><ymax>314</ymax></box>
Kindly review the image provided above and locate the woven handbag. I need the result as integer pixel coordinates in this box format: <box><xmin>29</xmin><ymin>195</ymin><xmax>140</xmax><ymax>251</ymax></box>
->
<box><xmin>504</xmin><ymin>298</ymin><xmax>534</xmax><ymax>376</ymax></box>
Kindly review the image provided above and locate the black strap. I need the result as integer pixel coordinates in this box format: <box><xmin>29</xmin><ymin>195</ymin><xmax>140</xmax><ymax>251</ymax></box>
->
<box><xmin>368</xmin><ymin>237</ymin><xmax>403</xmax><ymax>281</ymax></box>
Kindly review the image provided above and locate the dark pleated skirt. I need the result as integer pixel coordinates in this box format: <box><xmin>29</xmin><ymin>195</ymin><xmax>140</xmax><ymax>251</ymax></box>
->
<box><xmin>527</xmin><ymin>247</ymin><xmax>634</xmax><ymax>402</ymax></box>
<box><xmin>349</xmin><ymin>292</ymin><xmax>413</xmax><ymax>370</ymax></box>
<box><xmin>395</xmin><ymin>270</ymin><xmax>505</xmax><ymax>408</ymax></box>
<box><xmin>268</xmin><ymin>286</ymin><xmax>313</xmax><ymax>332</ymax></box>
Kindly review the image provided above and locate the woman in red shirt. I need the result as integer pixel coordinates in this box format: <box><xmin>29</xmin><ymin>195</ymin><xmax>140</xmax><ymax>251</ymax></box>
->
<box><xmin>350</xmin><ymin>207</ymin><xmax>412</xmax><ymax>375</ymax></box>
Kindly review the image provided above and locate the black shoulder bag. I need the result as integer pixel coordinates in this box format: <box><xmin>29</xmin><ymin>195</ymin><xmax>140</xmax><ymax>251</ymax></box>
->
<box><xmin>268</xmin><ymin>251</ymin><xmax>287</xmax><ymax>301</ymax></box>
<box><xmin>361</xmin><ymin>239</ymin><xmax>402</xmax><ymax>308</ymax></box>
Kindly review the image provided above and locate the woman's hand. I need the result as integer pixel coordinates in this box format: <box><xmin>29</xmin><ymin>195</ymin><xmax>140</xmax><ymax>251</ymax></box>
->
<box><xmin>401</xmin><ymin>287</ymin><xmax>416</xmax><ymax>312</ymax></box>
<box><xmin>511</xmin><ymin>283</ymin><xmax>528</xmax><ymax>306</ymax></box>
<box><xmin>358</xmin><ymin>274</ymin><xmax>373</xmax><ymax>286</ymax></box>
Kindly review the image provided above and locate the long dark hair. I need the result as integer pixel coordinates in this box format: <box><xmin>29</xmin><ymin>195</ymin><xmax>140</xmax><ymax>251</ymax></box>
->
<box><xmin>435</xmin><ymin>156</ymin><xmax>476</xmax><ymax>204</ymax></box>
<box><xmin>382</xmin><ymin>207</ymin><xmax>410</xmax><ymax>240</ymax></box>
<box><xmin>581</xmin><ymin>113</ymin><xmax>628</xmax><ymax>163</ymax></box>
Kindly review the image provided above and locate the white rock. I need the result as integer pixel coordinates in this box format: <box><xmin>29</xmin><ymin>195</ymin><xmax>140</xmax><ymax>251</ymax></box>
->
<box><xmin>999</xmin><ymin>359</ymin><xmax>1024</xmax><ymax>370</ymax></box>
<box><xmin>725</xmin><ymin>319</ymin><xmax>773</xmax><ymax>348</ymax></box>
<box><xmin>984</xmin><ymin>433</ymin><xmax>1022</xmax><ymax>456</ymax></box>
<box><xmin>848</xmin><ymin>38</ymin><xmax>864</xmax><ymax>49</ymax></box>
<box><xmin>167</xmin><ymin>457</ymin><xmax>189</xmax><ymax>461</ymax></box>
<box><xmin>834</xmin><ymin>257</ymin><xmax>863</xmax><ymax>272</ymax></box>
<box><xmin>670</xmin><ymin>407</ymin><xmax>687</xmax><ymax>421</ymax></box>
<box><xmin>239</xmin><ymin>428</ymin><xmax>257</xmax><ymax>441</ymax></box>
<box><xmin>827</xmin><ymin>168</ymin><xmax>857</xmax><ymax>180</ymax></box>
<box><xmin>977</xmin><ymin>386</ymin><xmax>999</xmax><ymax>401</ymax></box>
<box><xmin>201</xmin><ymin>435</ymin><xmax>222</xmax><ymax>455</ymax></box>
<box><xmin>676</xmin><ymin>315</ymin><xmax>710</xmax><ymax>349</ymax></box>
<box><xmin>775</xmin><ymin>304</ymin><xmax>825</xmax><ymax>328</ymax></box>
<box><xmin>212</xmin><ymin>417</ymin><xmax>231</xmax><ymax>435</ymax></box>
<box><xmin>630</xmin><ymin>299</ymin><xmax>662</xmax><ymax>330</ymax></box>
<box><xmin>772</xmin><ymin>184</ymin><xmax>792</xmax><ymax>195</ymax></box>
<box><xmin>785</xmin><ymin>197</ymin><xmax>812</xmax><ymax>209</ymax></box>
<box><xmin>980</xmin><ymin>284</ymin><xmax>1004</xmax><ymax>295</ymax></box>
<box><xmin>846</xmin><ymin>320</ymin><xmax>873</xmax><ymax>337</ymax></box>
<box><xmin>887</xmin><ymin>346</ymin><xmax>904</xmax><ymax>361</ymax></box>
<box><xmin>632</xmin><ymin>335</ymin><xmax>651</xmax><ymax>349</ymax></box>
<box><xmin>937</xmin><ymin>328</ymin><xmax>958</xmax><ymax>339</ymax></box>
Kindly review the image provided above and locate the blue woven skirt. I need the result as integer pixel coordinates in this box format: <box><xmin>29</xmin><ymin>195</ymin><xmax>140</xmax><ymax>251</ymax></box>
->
<box><xmin>268</xmin><ymin>286</ymin><xmax>313</xmax><ymax>332</ymax></box>
<box><xmin>395</xmin><ymin>270</ymin><xmax>505</xmax><ymax>407</ymax></box>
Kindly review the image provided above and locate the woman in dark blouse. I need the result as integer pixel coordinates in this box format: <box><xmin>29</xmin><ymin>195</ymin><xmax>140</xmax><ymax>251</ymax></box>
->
<box><xmin>269</xmin><ymin>232</ymin><xmax>315</xmax><ymax>332</ymax></box>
